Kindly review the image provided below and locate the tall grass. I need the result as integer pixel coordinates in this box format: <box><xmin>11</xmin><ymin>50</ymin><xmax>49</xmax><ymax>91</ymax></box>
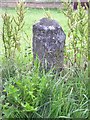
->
<box><xmin>34</xmin><ymin>67</ymin><xmax>88</xmax><ymax>118</ymax></box>
<box><xmin>1</xmin><ymin>55</ymin><xmax>89</xmax><ymax>118</ymax></box>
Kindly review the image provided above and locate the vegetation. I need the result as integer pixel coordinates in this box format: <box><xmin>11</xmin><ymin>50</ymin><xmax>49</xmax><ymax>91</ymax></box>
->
<box><xmin>0</xmin><ymin>2</ymin><xmax>89</xmax><ymax>119</ymax></box>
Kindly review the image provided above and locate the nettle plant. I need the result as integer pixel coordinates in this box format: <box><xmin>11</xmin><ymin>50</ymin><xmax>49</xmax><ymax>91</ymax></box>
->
<box><xmin>2</xmin><ymin>2</ymin><xmax>25</xmax><ymax>58</ymax></box>
<box><xmin>1</xmin><ymin>75</ymin><xmax>38</xmax><ymax>118</ymax></box>
<box><xmin>63</xmin><ymin>3</ymin><xmax>88</xmax><ymax>69</ymax></box>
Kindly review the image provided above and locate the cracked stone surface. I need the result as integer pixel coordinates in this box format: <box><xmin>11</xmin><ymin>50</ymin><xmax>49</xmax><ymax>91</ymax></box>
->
<box><xmin>33</xmin><ymin>18</ymin><xmax>66</xmax><ymax>70</ymax></box>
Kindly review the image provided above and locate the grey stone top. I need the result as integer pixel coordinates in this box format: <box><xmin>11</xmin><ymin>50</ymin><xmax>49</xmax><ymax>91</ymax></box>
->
<box><xmin>33</xmin><ymin>18</ymin><xmax>62</xmax><ymax>31</ymax></box>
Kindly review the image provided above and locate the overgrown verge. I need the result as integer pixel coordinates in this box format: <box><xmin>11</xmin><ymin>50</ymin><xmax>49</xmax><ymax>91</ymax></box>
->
<box><xmin>0</xmin><ymin>2</ymin><xmax>89</xmax><ymax>119</ymax></box>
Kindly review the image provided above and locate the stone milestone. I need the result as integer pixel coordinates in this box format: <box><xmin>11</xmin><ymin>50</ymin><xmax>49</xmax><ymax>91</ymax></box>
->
<box><xmin>33</xmin><ymin>18</ymin><xmax>66</xmax><ymax>71</ymax></box>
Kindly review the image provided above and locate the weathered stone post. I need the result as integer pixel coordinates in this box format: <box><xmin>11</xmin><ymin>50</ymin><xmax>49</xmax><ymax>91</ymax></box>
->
<box><xmin>33</xmin><ymin>18</ymin><xmax>66</xmax><ymax>71</ymax></box>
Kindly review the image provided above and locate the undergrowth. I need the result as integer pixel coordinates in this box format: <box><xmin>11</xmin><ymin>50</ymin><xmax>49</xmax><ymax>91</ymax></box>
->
<box><xmin>1</xmin><ymin>55</ymin><xmax>89</xmax><ymax>119</ymax></box>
